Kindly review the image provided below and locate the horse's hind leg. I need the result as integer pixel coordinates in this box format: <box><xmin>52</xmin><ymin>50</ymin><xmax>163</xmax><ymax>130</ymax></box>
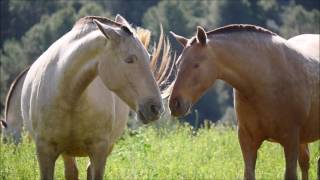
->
<box><xmin>298</xmin><ymin>144</ymin><xmax>309</xmax><ymax>180</ymax></box>
<box><xmin>62</xmin><ymin>154</ymin><xmax>79</xmax><ymax>180</ymax></box>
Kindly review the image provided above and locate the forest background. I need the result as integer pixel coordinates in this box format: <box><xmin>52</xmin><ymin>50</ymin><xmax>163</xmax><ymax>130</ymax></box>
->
<box><xmin>1</xmin><ymin>0</ymin><xmax>319</xmax><ymax>126</ymax></box>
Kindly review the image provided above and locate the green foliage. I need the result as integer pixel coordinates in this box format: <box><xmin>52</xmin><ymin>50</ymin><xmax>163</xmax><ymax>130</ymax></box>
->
<box><xmin>280</xmin><ymin>3</ymin><xmax>320</xmax><ymax>38</ymax></box>
<box><xmin>0</xmin><ymin>0</ymin><xmax>319</xmax><ymax>122</ymax></box>
<box><xmin>97</xmin><ymin>0</ymin><xmax>158</xmax><ymax>26</ymax></box>
<box><xmin>0</xmin><ymin>1</ymin><xmax>111</xmax><ymax>115</ymax></box>
<box><xmin>1</xmin><ymin>126</ymin><xmax>319</xmax><ymax>179</ymax></box>
<box><xmin>0</xmin><ymin>0</ymin><xmax>67</xmax><ymax>47</ymax></box>
<box><xmin>0</xmin><ymin>40</ymin><xmax>26</xmax><ymax>111</ymax></box>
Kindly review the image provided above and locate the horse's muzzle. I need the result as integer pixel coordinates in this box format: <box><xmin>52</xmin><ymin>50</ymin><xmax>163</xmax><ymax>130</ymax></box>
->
<box><xmin>138</xmin><ymin>100</ymin><xmax>164</xmax><ymax>124</ymax></box>
<box><xmin>169</xmin><ymin>95</ymin><xmax>191</xmax><ymax>117</ymax></box>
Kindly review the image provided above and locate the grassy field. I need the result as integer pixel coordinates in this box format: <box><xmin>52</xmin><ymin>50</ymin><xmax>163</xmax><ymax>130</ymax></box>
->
<box><xmin>0</xmin><ymin>125</ymin><xmax>319</xmax><ymax>180</ymax></box>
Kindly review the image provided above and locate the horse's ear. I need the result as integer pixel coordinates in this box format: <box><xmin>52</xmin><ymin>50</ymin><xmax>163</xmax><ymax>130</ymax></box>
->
<box><xmin>196</xmin><ymin>26</ymin><xmax>207</xmax><ymax>45</ymax></box>
<box><xmin>115</xmin><ymin>14</ymin><xmax>131</xmax><ymax>28</ymax></box>
<box><xmin>170</xmin><ymin>31</ymin><xmax>188</xmax><ymax>47</ymax></box>
<box><xmin>93</xmin><ymin>19</ymin><xmax>120</xmax><ymax>40</ymax></box>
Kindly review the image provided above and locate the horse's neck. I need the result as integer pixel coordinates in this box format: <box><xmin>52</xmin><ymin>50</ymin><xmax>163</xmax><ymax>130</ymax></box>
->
<box><xmin>210</xmin><ymin>33</ymin><xmax>295</xmax><ymax>98</ymax></box>
<box><xmin>57</xmin><ymin>30</ymin><xmax>105</xmax><ymax>106</ymax></box>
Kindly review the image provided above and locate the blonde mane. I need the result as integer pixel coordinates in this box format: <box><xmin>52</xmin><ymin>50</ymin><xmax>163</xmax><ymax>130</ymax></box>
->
<box><xmin>133</xmin><ymin>25</ymin><xmax>176</xmax><ymax>98</ymax></box>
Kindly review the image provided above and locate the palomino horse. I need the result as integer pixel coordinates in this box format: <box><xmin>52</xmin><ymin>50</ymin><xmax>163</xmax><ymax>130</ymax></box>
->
<box><xmin>169</xmin><ymin>25</ymin><xmax>319</xmax><ymax>180</ymax></box>
<box><xmin>1</xmin><ymin>16</ymin><xmax>174</xmax><ymax>180</ymax></box>
<box><xmin>0</xmin><ymin>25</ymin><xmax>171</xmax><ymax>146</ymax></box>
<box><xmin>20</xmin><ymin>15</ymin><xmax>165</xmax><ymax>180</ymax></box>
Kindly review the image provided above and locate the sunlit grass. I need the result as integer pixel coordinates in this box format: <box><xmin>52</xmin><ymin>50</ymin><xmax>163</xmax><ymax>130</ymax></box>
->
<box><xmin>0</xmin><ymin>125</ymin><xmax>319</xmax><ymax>180</ymax></box>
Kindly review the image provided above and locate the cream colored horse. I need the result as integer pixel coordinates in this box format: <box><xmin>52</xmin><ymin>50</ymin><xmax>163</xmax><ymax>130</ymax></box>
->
<box><xmin>20</xmin><ymin>15</ymin><xmax>164</xmax><ymax>180</ymax></box>
<box><xmin>169</xmin><ymin>25</ymin><xmax>319</xmax><ymax>180</ymax></box>
<box><xmin>1</xmin><ymin>26</ymin><xmax>168</xmax><ymax>145</ymax></box>
<box><xmin>1</xmin><ymin>19</ymin><xmax>173</xmax><ymax>180</ymax></box>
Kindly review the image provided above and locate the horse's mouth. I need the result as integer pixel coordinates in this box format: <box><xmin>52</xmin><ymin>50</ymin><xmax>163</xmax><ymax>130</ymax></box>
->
<box><xmin>138</xmin><ymin>110</ymin><xmax>149</xmax><ymax>124</ymax></box>
<box><xmin>170</xmin><ymin>101</ymin><xmax>192</xmax><ymax>117</ymax></box>
<box><xmin>183</xmin><ymin>104</ymin><xmax>192</xmax><ymax>116</ymax></box>
<box><xmin>179</xmin><ymin>103</ymin><xmax>192</xmax><ymax>117</ymax></box>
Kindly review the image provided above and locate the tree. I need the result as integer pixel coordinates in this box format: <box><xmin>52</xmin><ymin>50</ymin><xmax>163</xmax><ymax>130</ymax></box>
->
<box><xmin>97</xmin><ymin>0</ymin><xmax>159</xmax><ymax>26</ymax></box>
<box><xmin>280</xmin><ymin>3</ymin><xmax>320</xmax><ymax>38</ymax></box>
<box><xmin>0</xmin><ymin>1</ymin><xmax>111</xmax><ymax>114</ymax></box>
<box><xmin>0</xmin><ymin>0</ymin><xmax>67</xmax><ymax>48</ymax></box>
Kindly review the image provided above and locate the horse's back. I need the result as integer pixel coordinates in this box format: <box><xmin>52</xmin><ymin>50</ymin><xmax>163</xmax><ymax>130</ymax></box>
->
<box><xmin>288</xmin><ymin>34</ymin><xmax>319</xmax><ymax>61</ymax></box>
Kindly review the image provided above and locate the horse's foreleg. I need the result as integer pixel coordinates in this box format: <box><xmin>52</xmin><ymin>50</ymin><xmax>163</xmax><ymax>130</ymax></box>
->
<box><xmin>298</xmin><ymin>144</ymin><xmax>309</xmax><ymax>180</ymax></box>
<box><xmin>62</xmin><ymin>154</ymin><xmax>79</xmax><ymax>180</ymax></box>
<box><xmin>283</xmin><ymin>138</ymin><xmax>299</xmax><ymax>180</ymax></box>
<box><xmin>317</xmin><ymin>157</ymin><xmax>320</xmax><ymax>180</ymax></box>
<box><xmin>86</xmin><ymin>162</ymin><xmax>92</xmax><ymax>180</ymax></box>
<box><xmin>87</xmin><ymin>142</ymin><xmax>113</xmax><ymax>180</ymax></box>
<box><xmin>36</xmin><ymin>140</ymin><xmax>60</xmax><ymax>180</ymax></box>
<box><xmin>238</xmin><ymin>128</ymin><xmax>262</xmax><ymax>180</ymax></box>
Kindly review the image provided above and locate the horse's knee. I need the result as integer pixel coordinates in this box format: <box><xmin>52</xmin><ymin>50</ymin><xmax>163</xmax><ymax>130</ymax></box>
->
<box><xmin>299</xmin><ymin>144</ymin><xmax>310</xmax><ymax>167</ymax></box>
<box><xmin>238</xmin><ymin>129</ymin><xmax>262</xmax><ymax>180</ymax></box>
<box><xmin>87</xmin><ymin>162</ymin><xmax>92</xmax><ymax>180</ymax></box>
<box><xmin>317</xmin><ymin>157</ymin><xmax>320</xmax><ymax>180</ymax></box>
<box><xmin>298</xmin><ymin>144</ymin><xmax>309</xmax><ymax>180</ymax></box>
<box><xmin>283</xmin><ymin>140</ymin><xmax>300</xmax><ymax>180</ymax></box>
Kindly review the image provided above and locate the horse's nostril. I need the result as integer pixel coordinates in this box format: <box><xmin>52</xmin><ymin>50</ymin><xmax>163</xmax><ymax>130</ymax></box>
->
<box><xmin>150</xmin><ymin>104</ymin><xmax>160</xmax><ymax>115</ymax></box>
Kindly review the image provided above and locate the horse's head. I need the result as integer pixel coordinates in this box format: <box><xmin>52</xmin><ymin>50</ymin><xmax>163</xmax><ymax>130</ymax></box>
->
<box><xmin>169</xmin><ymin>26</ymin><xmax>218</xmax><ymax>117</ymax></box>
<box><xmin>93</xmin><ymin>15</ymin><xmax>163</xmax><ymax>123</ymax></box>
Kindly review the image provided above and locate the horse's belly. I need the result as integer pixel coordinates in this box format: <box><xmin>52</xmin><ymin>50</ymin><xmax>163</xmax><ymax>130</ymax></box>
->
<box><xmin>300</xmin><ymin>113</ymin><xmax>320</xmax><ymax>143</ymax></box>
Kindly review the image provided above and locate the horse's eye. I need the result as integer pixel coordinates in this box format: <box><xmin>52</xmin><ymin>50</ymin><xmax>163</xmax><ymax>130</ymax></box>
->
<box><xmin>125</xmin><ymin>55</ymin><xmax>137</xmax><ymax>64</ymax></box>
<box><xmin>193</xmin><ymin>64</ymin><xmax>199</xmax><ymax>68</ymax></box>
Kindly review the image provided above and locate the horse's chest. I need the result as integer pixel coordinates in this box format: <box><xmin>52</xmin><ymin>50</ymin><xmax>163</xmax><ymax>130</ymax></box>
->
<box><xmin>32</xmin><ymin>95</ymin><xmax>114</xmax><ymax>145</ymax></box>
<box><xmin>234</xmin><ymin>92</ymin><xmax>305</xmax><ymax>140</ymax></box>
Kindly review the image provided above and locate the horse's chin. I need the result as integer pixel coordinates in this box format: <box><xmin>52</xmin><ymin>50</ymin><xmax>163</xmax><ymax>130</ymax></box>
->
<box><xmin>138</xmin><ymin>109</ymin><xmax>161</xmax><ymax>124</ymax></box>
<box><xmin>170</xmin><ymin>102</ymin><xmax>192</xmax><ymax>117</ymax></box>
<box><xmin>138</xmin><ymin>110</ymin><xmax>150</xmax><ymax>124</ymax></box>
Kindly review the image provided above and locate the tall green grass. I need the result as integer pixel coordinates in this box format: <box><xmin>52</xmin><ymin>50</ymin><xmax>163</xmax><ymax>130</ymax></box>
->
<box><xmin>1</xmin><ymin>125</ymin><xmax>319</xmax><ymax>180</ymax></box>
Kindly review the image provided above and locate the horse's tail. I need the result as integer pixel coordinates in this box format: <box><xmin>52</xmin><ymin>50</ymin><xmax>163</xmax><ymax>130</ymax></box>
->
<box><xmin>0</xmin><ymin>119</ymin><xmax>7</xmax><ymax>128</ymax></box>
<box><xmin>0</xmin><ymin>119</ymin><xmax>7</xmax><ymax>143</ymax></box>
<box><xmin>2</xmin><ymin>66</ymin><xmax>30</xmax><ymax>144</ymax></box>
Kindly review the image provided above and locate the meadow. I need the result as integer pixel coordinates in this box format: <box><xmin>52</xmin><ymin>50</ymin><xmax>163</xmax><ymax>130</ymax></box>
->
<box><xmin>0</xmin><ymin>124</ymin><xmax>319</xmax><ymax>180</ymax></box>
